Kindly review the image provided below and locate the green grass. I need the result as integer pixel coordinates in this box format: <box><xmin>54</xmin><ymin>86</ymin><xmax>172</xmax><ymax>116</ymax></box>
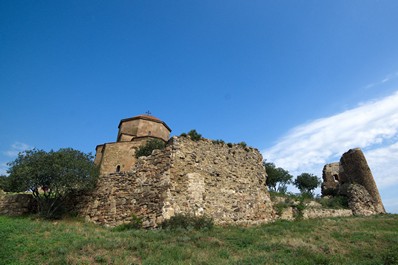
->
<box><xmin>0</xmin><ymin>215</ymin><xmax>397</xmax><ymax>264</ymax></box>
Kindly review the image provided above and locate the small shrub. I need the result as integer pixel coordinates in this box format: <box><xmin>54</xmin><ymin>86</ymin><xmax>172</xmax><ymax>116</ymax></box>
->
<box><xmin>317</xmin><ymin>196</ymin><xmax>349</xmax><ymax>209</ymax></box>
<box><xmin>238</xmin><ymin>142</ymin><xmax>247</xmax><ymax>148</ymax></box>
<box><xmin>227</xmin><ymin>143</ymin><xmax>233</xmax><ymax>148</ymax></box>
<box><xmin>135</xmin><ymin>139</ymin><xmax>166</xmax><ymax>158</ymax></box>
<box><xmin>187</xmin><ymin>130</ymin><xmax>202</xmax><ymax>141</ymax></box>
<box><xmin>295</xmin><ymin>201</ymin><xmax>306</xmax><ymax>220</ymax></box>
<box><xmin>180</xmin><ymin>130</ymin><xmax>202</xmax><ymax>141</ymax></box>
<box><xmin>161</xmin><ymin>214</ymin><xmax>213</xmax><ymax>230</ymax></box>
<box><xmin>212</xmin><ymin>139</ymin><xmax>225</xmax><ymax>145</ymax></box>
<box><xmin>274</xmin><ymin>202</ymin><xmax>290</xmax><ymax>216</ymax></box>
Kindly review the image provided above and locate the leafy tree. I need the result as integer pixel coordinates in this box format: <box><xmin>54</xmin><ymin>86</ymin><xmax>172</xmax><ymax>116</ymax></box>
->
<box><xmin>293</xmin><ymin>173</ymin><xmax>321</xmax><ymax>197</ymax></box>
<box><xmin>264</xmin><ymin>161</ymin><xmax>293</xmax><ymax>193</ymax></box>
<box><xmin>135</xmin><ymin>139</ymin><xmax>166</xmax><ymax>158</ymax></box>
<box><xmin>6</xmin><ymin>148</ymin><xmax>99</xmax><ymax>219</ymax></box>
<box><xmin>0</xmin><ymin>175</ymin><xmax>9</xmax><ymax>191</ymax></box>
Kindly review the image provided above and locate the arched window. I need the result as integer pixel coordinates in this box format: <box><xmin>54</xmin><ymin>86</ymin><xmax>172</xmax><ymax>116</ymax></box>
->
<box><xmin>116</xmin><ymin>165</ymin><xmax>121</xmax><ymax>173</ymax></box>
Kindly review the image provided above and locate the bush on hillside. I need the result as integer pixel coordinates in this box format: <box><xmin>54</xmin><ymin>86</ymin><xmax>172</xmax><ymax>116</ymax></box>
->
<box><xmin>180</xmin><ymin>130</ymin><xmax>202</xmax><ymax>141</ymax></box>
<box><xmin>317</xmin><ymin>196</ymin><xmax>349</xmax><ymax>209</ymax></box>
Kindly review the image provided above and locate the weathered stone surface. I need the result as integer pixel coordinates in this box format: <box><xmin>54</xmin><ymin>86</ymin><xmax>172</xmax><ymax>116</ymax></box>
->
<box><xmin>81</xmin><ymin>136</ymin><xmax>275</xmax><ymax>227</ymax></box>
<box><xmin>302</xmin><ymin>208</ymin><xmax>353</xmax><ymax>219</ymax></box>
<box><xmin>271</xmin><ymin>196</ymin><xmax>353</xmax><ymax>221</ymax></box>
<box><xmin>346</xmin><ymin>184</ymin><xmax>377</xmax><ymax>216</ymax></box>
<box><xmin>321</xmin><ymin>162</ymin><xmax>341</xmax><ymax>196</ymax></box>
<box><xmin>340</xmin><ymin>148</ymin><xmax>385</xmax><ymax>214</ymax></box>
<box><xmin>320</xmin><ymin>148</ymin><xmax>386</xmax><ymax>215</ymax></box>
<box><xmin>0</xmin><ymin>191</ymin><xmax>36</xmax><ymax>216</ymax></box>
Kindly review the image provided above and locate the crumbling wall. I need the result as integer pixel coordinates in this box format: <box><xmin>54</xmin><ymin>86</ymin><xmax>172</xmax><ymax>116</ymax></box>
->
<box><xmin>82</xmin><ymin>136</ymin><xmax>275</xmax><ymax>227</ymax></box>
<box><xmin>0</xmin><ymin>190</ymin><xmax>36</xmax><ymax>216</ymax></box>
<box><xmin>163</xmin><ymin>137</ymin><xmax>275</xmax><ymax>226</ymax></box>
<box><xmin>346</xmin><ymin>184</ymin><xmax>378</xmax><ymax>216</ymax></box>
<box><xmin>321</xmin><ymin>162</ymin><xmax>341</xmax><ymax>196</ymax></box>
<box><xmin>80</xmin><ymin>145</ymin><xmax>173</xmax><ymax>228</ymax></box>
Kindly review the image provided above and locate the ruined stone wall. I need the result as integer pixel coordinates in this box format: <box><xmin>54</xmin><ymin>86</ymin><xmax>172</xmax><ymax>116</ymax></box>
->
<box><xmin>82</xmin><ymin>136</ymin><xmax>275</xmax><ymax>227</ymax></box>
<box><xmin>271</xmin><ymin>196</ymin><xmax>353</xmax><ymax>221</ymax></box>
<box><xmin>321</xmin><ymin>162</ymin><xmax>340</xmax><ymax>196</ymax></box>
<box><xmin>0</xmin><ymin>190</ymin><xmax>36</xmax><ymax>216</ymax></box>
<box><xmin>80</xmin><ymin>145</ymin><xmax>173</xmax><ymax>227</ymax></box>
<box><xmin>163</xmin><ymin>137</ymin><xmax>275</xmax><ymax>226</ymax></box>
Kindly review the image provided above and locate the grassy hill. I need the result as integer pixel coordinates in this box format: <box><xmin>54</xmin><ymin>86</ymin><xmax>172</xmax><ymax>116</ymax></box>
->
<box><xmin>0</xmin><ymin>214</ymin><xmax>397</xmax><ymax>265</ymax></box>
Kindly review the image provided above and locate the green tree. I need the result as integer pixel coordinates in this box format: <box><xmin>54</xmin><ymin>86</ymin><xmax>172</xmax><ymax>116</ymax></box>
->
<box><xmin>264</xmin><ymin>161</ymin><xmax>293</xmax><ymax>193</ymax></box>
<box><xmin>0</xmin><ymin>175</ymin><xmax>9</xmax><ymax>191</ymax></box>
<box><xmin>7</xmin><ymin>148</ymin><xmax>99</xmax><ymax>219</ymax></box>
<box><xmin>293</xmin><ymin>173</ymin><xmax>321</xmax><ymax>197</ymax></box>
<box><xmin>135</xmin><ymin>139</ymin><xmax>166</xmax><ymax>158</ymax></box>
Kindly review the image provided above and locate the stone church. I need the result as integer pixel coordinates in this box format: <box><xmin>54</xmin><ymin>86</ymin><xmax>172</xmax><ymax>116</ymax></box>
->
<box><xmin>85</xmin><ymin>114</ymin><xmax>275</xmax><ymax>227</ymax></box>
<box><xmin>94</xmin><ymin>114</ymin><xmax>172</xmax><ymax>174</ymax></box>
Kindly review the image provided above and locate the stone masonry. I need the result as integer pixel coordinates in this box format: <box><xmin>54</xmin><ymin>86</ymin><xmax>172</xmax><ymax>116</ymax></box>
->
<box><xmin>80</xmin><ymin>136</ymin><xmax>275</xmax><ymax>227</ymax></box>
<box><xmin>321</xmin><ymin>148</ymin><xmax>386</xmax><ymax>215</ymax></box>
<box><xmin>0</xmin><ymin>190</ymin><xmax>36</xmax><ymax>216</ymax></box>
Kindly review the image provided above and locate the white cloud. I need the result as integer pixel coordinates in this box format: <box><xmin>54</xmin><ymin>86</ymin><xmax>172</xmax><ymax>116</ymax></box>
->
<box><xmin>3</xmin><ymin>142</ymin><xmax>32</xmax><ymax>157</ymax></box>
<box><xmin>1</xmin><ymin>142</ymin><xmax>33</xmax><ymax>176</ymax></box>
<box><xmin>0</xmin><ymin>162</ymin><xmax>7</xmax><ymax>176</ymax></box>
<box><xmin>263</xmin><ymin>90</ymin><xmax>398</xmax><ymax>188</ymax></box>
<box><xmin>365</xmin><ymin>142</ymin><xmax>398</xmax><ymax>187</ymax></box>
<box><xmin>382</xmin><ymin>198</ymin><xmax>398</xmax><ymax>213</ymax></box>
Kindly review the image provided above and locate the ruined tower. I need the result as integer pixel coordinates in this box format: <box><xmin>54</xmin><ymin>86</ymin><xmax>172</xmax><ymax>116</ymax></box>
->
<box><xmin>321</xmin><ymin>148</ymin><xmax>386</xmax><ymax>215</ymax></box>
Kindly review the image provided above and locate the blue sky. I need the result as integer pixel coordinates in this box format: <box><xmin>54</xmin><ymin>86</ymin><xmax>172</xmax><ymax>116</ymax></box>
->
<box><xmin>1</xmin><ymin>1</ymin><xmax>398</xmax><ymax>213</ymax></box>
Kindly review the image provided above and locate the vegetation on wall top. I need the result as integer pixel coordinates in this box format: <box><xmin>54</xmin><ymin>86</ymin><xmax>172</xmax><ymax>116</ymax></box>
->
<box><xmin>135</xmin><ymin>139</ymin><xmax>166</xmax><ymax>158</ymax></box>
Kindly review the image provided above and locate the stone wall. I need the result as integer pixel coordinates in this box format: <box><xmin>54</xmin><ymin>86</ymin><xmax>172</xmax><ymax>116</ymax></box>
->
<box><xmin>346</xmin><ymin>184</ymin><xmax>378</xmax><ymax>216</ymax></box>
<box><xmin>271</xmin><ymin>196</ymin><xmax>353</xmax><ymax>221</ymax></box>
<box><xmin>164</xmin><ymin>137</ymin><xmax>274</xmax><ymax>226</ymax></box>
<box><xmin>0</xmin><ymin>190</ymin><xmax>36</xmax><ymax>216</ymax></box>
<box><xmin>81</xmin><ymin>136</ymin><xmax>275</xmax><ymax>227</ymax></box>
<box><xmin>79</xmin><ymin>144</ymin><xmax>172</xmax><ymax>227</ymax></box>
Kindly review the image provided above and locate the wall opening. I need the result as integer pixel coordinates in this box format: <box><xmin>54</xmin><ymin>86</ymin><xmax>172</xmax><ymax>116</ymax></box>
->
<box><xmin>333</xmin><ymin>174</ymin><xmax>339</xmax><ymax>182</ymax></box>
<box><xmin>116</xmin><ymin>165</ymin><xmax>121</xmax><ymax>173</ymax></box>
